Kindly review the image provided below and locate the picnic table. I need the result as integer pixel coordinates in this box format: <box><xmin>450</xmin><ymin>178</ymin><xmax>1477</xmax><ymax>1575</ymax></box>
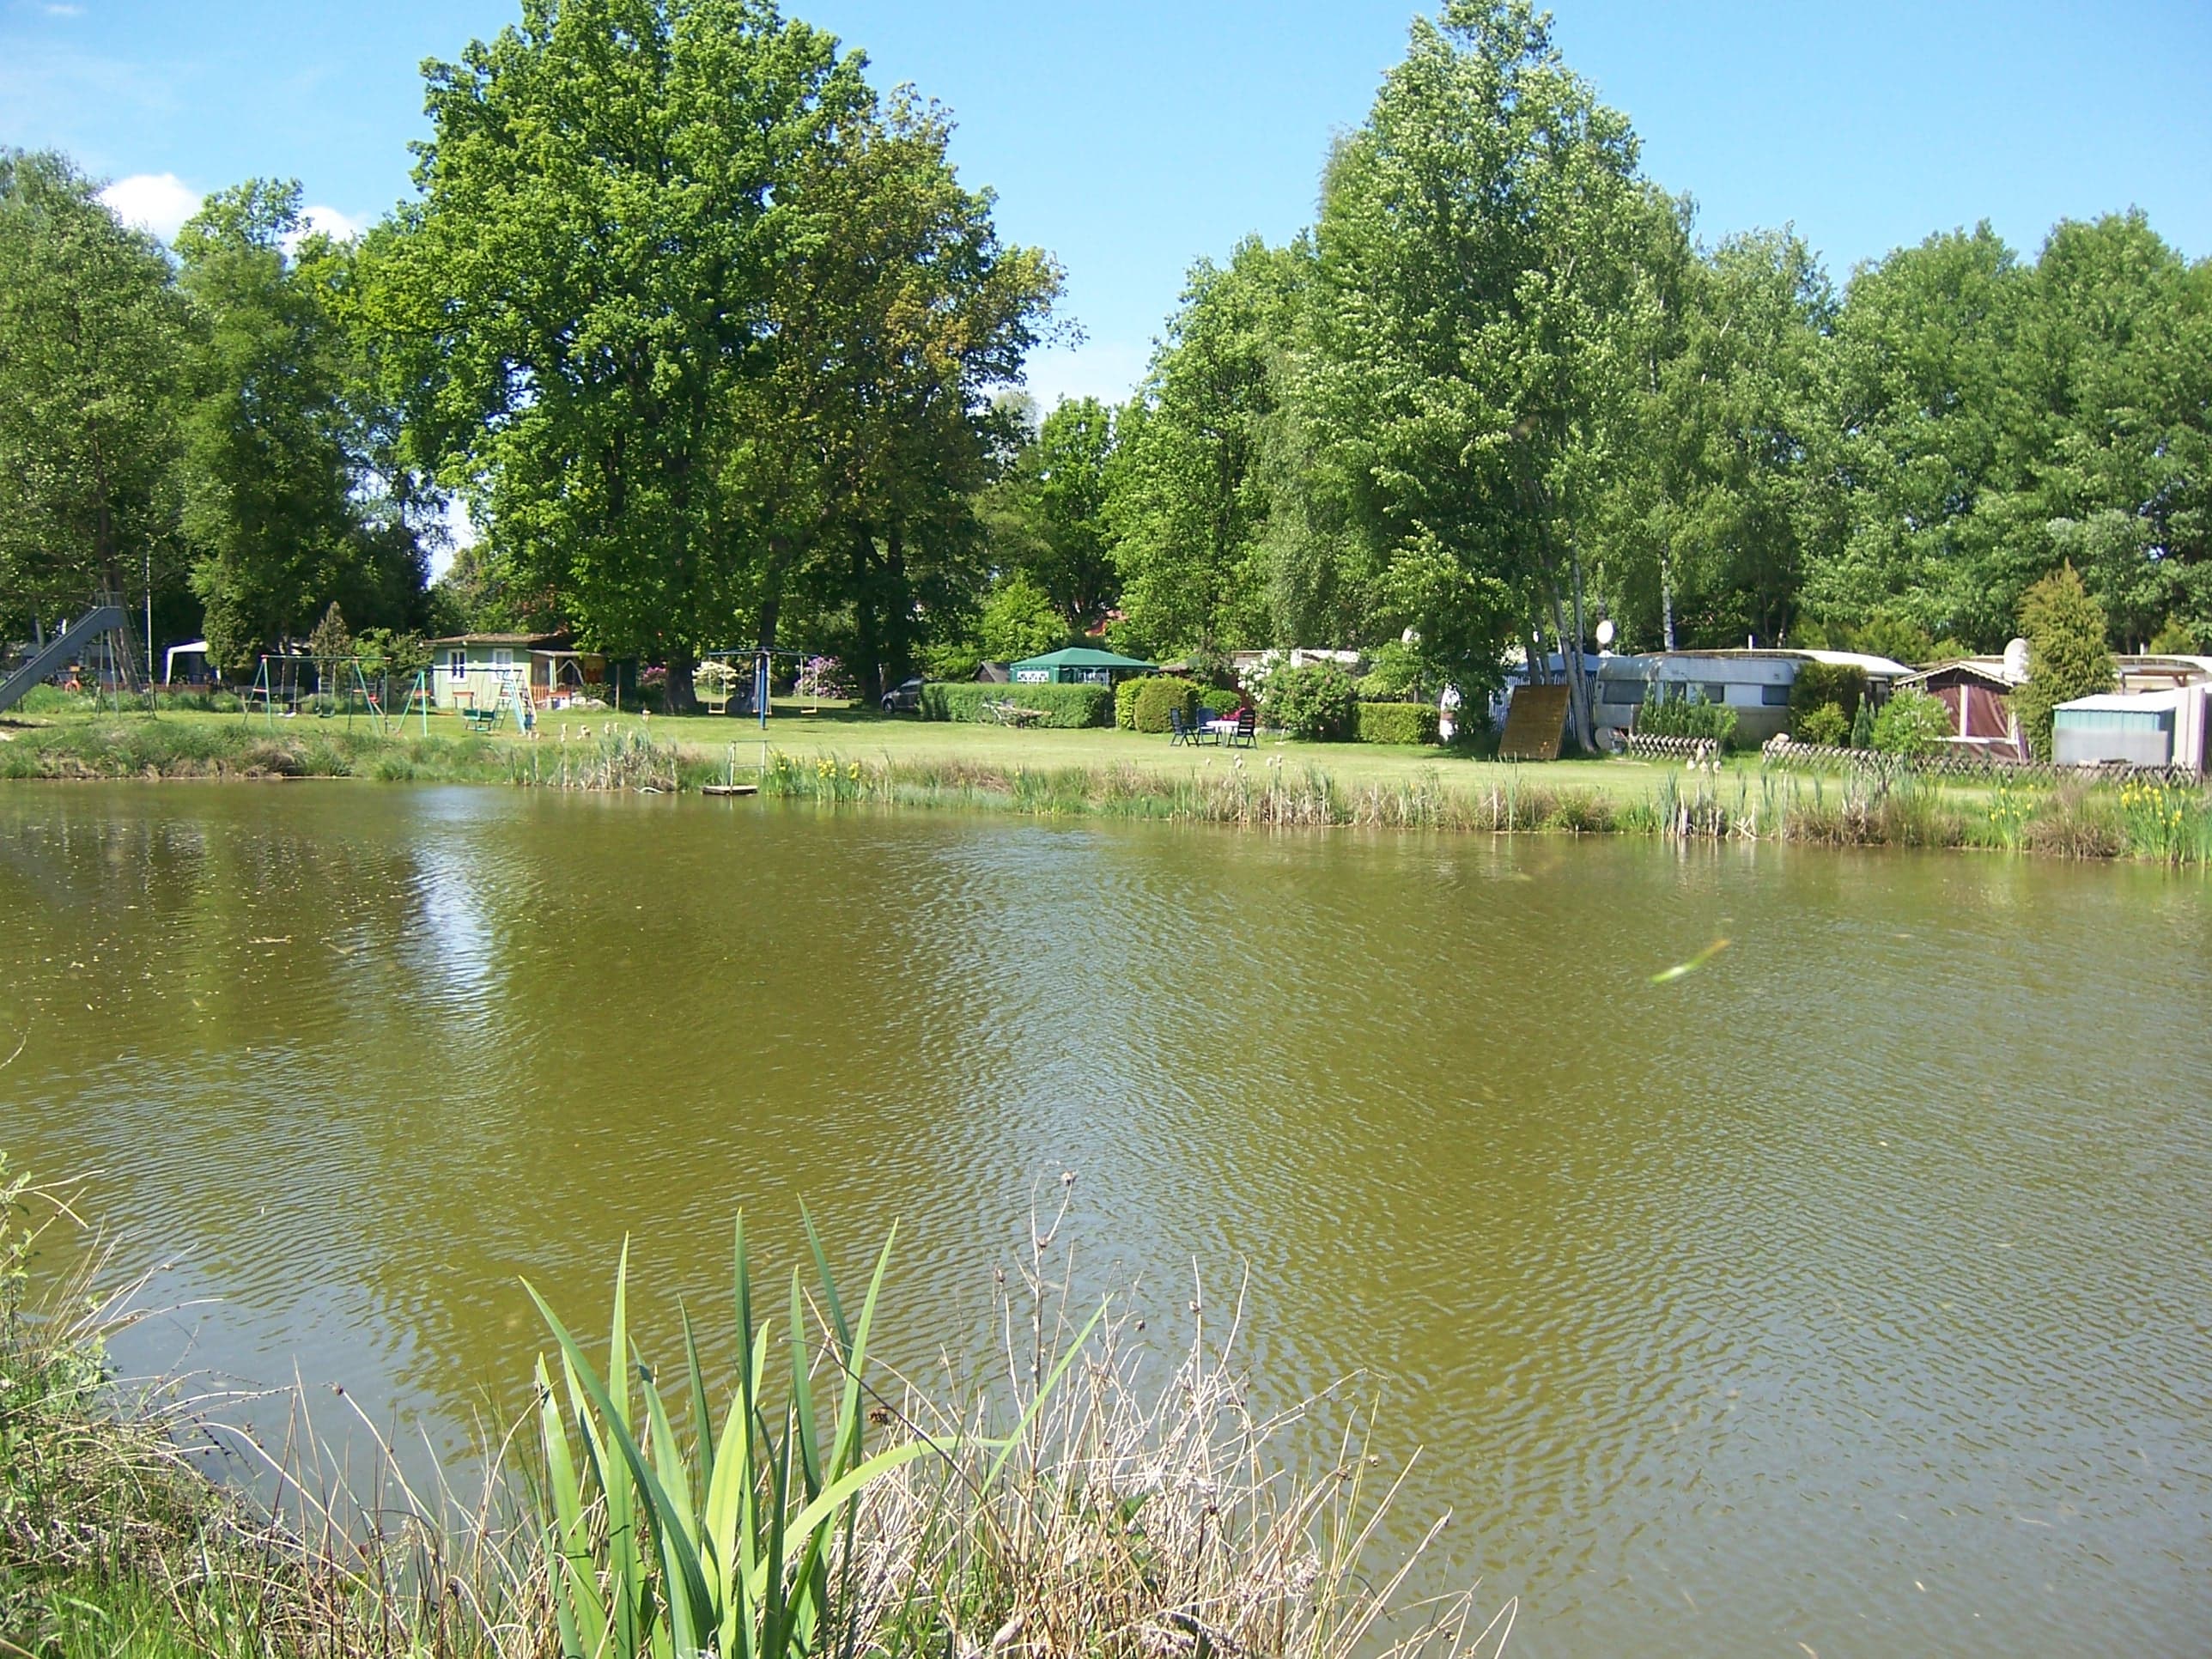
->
<box><xmin>984</xmin><ymin>700</ymin><xmax>1047</xmax><ymax>726</ymax></box>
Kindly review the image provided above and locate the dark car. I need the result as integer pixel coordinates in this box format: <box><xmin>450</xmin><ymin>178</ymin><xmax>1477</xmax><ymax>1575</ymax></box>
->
<box><xmin>880</xmin><ymin>677</ymin><xmax>925</xmax><ymax>713</ymax></box>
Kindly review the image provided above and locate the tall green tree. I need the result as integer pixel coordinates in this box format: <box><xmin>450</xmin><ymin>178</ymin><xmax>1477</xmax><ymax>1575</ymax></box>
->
<box><xmin>1305</xmin><ymin>0</ymin><xmax>1646</xmax><ymax>744</ymax></box>
<box><xmin>178</xmin><ymin>181</ymin><xmax>428</xmax><ymax>670</ymax></box>
<box><xmin>2013</xmin><ymin>562</ymin><xmax>2114</xmax><ymax>759</ymax></box>
<box><xmin>366</xmin><ymin>0</ymin><xmax>869</xmax><ymax>711</ymax></box>
<box><xmin>0</xmin><ymin>150</ymin><xmax>189</xmax><ymax>649</ymax></box>
<box><xmin>1108</xmin><ymin>235</ymin><xmax>1304</xmax><ymax>657</ymax></box>
<box><xmin>1994</xmin><ymin>213</ymin><xmax>2212</xmax><ymax>647</ymax></box>
<box><xmin>763</xmin><ymin>89</ymin><xmax>1058</xmax><ymax>699</ymax></box>
<box><xmin>1598</xmin><ymin>221</ymin><xmax>1834</xmax><ymax>651</ymax></box>
<box><xmin>980</xmin><ymin>396</ymin><xmax>1121</xmax><ymax>630</ymax></box>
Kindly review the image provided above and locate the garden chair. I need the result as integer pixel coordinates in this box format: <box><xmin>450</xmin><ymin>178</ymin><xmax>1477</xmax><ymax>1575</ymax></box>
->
<box><xmin>1169</xmin><ymin>708</ymin><xmax>1201</xmax><ymax>746</ymax></box>
<box><xmin>1228</xmin><ymin>707</ymin><xmax>1257</xmax><ymax>748</ymax></box>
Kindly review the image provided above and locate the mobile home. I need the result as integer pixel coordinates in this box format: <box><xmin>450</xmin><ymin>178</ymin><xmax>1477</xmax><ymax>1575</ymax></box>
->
<box><xmin>1590</xmin><ymin>649</ymin><xmax>1913</xmax><ymax>750</ymax></box>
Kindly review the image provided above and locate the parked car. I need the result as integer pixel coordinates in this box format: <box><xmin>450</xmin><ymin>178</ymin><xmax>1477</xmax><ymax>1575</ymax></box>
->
<box><xmin>880</xmin><ymin>677</ymin><xmax>925</xmax><ymax>713</ymax></box>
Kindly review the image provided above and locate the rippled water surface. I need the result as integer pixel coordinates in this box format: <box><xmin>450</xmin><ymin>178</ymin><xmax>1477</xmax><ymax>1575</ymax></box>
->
<box><xmin>3</xmin><ymin>782</ymin><xmax>2209</xmax><ymax>1653</ymax></box>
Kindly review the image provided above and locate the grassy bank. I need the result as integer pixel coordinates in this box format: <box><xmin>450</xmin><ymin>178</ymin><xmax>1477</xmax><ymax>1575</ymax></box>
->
<box><xmin>0</xmin><ymin>1158</ymin><xmax>1497</xmax><ymax>1659</ymax></box>
<box><xmin>5</xmin><ymin>708</ymin><xmax>2209</xmax><ymax>865</ymax></box>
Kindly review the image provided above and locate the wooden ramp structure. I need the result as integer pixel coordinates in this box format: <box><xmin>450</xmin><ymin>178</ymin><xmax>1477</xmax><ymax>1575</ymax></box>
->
<box><xmin>1499</xmin><ymin>684</ymin><xmax>1571</xmax><ymax>761</ymax></box>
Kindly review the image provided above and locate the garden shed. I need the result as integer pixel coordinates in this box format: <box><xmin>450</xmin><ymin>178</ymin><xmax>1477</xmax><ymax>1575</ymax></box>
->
<box><xmin>1009</xmin><ymin>647</ymin><xmax>1155</xmax><ymax>686</ymax></box>
<box><xmin>2053</xmin><ymin>686</ymin><xmax>2209</xmax><ymax>774</ymax></box>
<box><xmin>427</xmin><ymin>632</ymin><xmax>606</xmax><ymax>712</ymax></box>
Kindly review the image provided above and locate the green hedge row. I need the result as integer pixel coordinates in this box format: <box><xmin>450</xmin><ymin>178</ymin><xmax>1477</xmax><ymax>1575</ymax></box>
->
<box><xmin>918</xmin><ymin>681</ymin><xmax>1115</xmax><ymax>727</ymax></box>
<box><xmin>1114</xmin><ymin>678</ymin><xmax>1144</xmax><ymax>730</ymax></box>
<box><xmin>1355</xmin><ymin>702</ymin><xmax>1441</xmax><ymax>745</ymax></box>
<box><xmin>1131</xmin><ymin>676</ymin><xmax>1200</xmax><ymax>733</ymax></box>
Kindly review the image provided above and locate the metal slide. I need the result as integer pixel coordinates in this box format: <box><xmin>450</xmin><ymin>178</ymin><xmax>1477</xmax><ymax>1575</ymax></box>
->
<box><xmin>0</xmin><ymin>605</ymin><xmax>126</xmax><ymax>714</ymax></box>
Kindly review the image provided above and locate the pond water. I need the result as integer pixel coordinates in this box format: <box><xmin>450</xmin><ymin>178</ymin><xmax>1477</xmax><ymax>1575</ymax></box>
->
<box><xmin>2</xmin><ymin>782</ymin><xmax>2208</xmax><ymax>1654</ymax></box>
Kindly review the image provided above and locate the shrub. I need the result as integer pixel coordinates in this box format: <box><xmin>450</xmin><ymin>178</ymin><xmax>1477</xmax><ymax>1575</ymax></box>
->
<box><xmin>2014</xmin><ymin>563</ymin><xmax>2115</xmax><ymax>761</ymax></box>
<box><xmin>1797</xmin><ymin>703</ymin><xmax>1850</xmax><ymax>746</ymax></box>
<box><xmin>1871</xmin><ymin>687</ymin><xmax>1953</xmax><ymax>757</ymax></box>
<box><xmin>1131</xmin><ymin>675</ymin><xmax>1200</xmax><ymax>733</ymax></box>
<box><xmin>1789</xmin><ymin>661</ymin><xmax>1866</xmax><ymax>737</ymax></box>
<box><xmin>918</xmin><ymin>682</ymin><xmax>1114</xmax><ymax>727</ymax></box>
<box><xmin>793</xmin><ymin>655</ymin><xmax>853</xmax><ymax>701</ymax></box>
<box><xmin>1849</xmin><ymin>698</ymin><xmax>1875</xmax><ymax>750</ymax></box>
<box><xmin>1637</xmin><ymin>691</ymin><xmax>1738</xmax><ymax>748</ymax></box>
<box><xmin>1355</xmin><ymin>702</ymin><xmax>1440</xmax><ymax>745</ymax></box>
<box><xmin>1114</xmin><ymin>677</ymin><xmax>1144</xmax><ymax>730</ymax></box>
<box><xmin>1197</xmin><ymin>684</ymin><xmax>1243</xmax><ymax>717</ymax></box>
<box><xmin>1357</xmin><ymin>641</ymin><xmax>1425</xmax><ymax>702</ymax></box>
<box><xmin>1261</xmin><ymin>662</ymin><xmax>1358</xmax><ymax>740</ymax></box>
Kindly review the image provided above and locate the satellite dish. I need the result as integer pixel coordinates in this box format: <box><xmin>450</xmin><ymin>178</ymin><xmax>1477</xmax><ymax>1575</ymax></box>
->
<box><xmin>2002</xmin><ymin>637</ymin><xmax>2031</xmax><ymax>680</ymax></box>
<box><xmin>1595</xmin><ymin>618</ymin><xmax>1617</xmax><ymax>649</ymax></box>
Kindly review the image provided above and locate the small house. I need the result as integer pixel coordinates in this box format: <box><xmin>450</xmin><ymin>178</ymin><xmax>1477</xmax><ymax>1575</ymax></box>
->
<box><xmin>1897</xmin><ymin>658</ymin><xmax>2028</xmax><ymax>760</ymax></box>
<box><xmin>427</xmin><ymin>633</ymin><xmax>606</xmax><ymax>713</ymax></box>
<box><xmin>1008</xmin><ymin>646</ymin><xmax>1156</xmax><ymax>686</ymax></box>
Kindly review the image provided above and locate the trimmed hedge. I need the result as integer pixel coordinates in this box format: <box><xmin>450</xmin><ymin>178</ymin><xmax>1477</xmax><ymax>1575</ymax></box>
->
<box><xmin>1132</xmin><ymin>676</ymin><xmax>1200</xmax><ymax>734</ymax></box>
<box><xmin>1114</xmin><ymin>678</ymin><xmax>1144</xmax><ymax>731</ymax></box>
<box><xmin>917</xmin><ymin>681</ymin><xmax>1115</xmax><ymax>727</ymax></box>
<box><xmin>1261</xmin><ymin>662</ymin><xmax>1359</xmax><ymax>740</ymax></box>
<box><xmin>1356</xmin><ymin>702</ymin><xmax>1441</xmax><ymax>745</ymax></box>
<box><xmin>1197</xmin><ymin>685</ymin><xmax>1243</xmax><ymax>717</ymax></box>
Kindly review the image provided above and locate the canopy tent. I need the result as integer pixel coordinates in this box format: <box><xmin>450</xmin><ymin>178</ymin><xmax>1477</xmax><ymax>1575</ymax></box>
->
<box><xmin>164</xmin><ymin>641</ymin><xmax>212</xmax><ymax>684</ymax></box>
<box><xmin>1009</xmin><ymin>647</ymin><xmax>1157</xmax><ymax>685</ymax></box>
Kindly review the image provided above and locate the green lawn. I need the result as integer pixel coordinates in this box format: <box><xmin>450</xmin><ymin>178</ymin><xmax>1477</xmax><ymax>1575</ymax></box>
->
<box><xmin>6</xmin><ymin>696</ymin><xmax>1820</xmax><ymax>802</ymax></box>
<box><xmin>477</xmin><ymin>699</ymin><xmax>1701</xmax><ymax>798</ymax></box>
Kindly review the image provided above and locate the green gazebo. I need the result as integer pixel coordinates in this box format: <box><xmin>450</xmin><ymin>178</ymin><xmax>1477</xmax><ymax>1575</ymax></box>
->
<box><xmin>1008</xmin><ymin>646</ymin><xmax>1157</xmax><ymax>686</ymax></box>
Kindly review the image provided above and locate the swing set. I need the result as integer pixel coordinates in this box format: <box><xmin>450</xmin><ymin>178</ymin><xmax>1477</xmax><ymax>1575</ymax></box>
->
<box><xmin>242</xmin><ymin>655</ymin><xmax>432</xmax><ymax>737</ymax></box>
<box><xmin>695</xmin><ymin>648</ymin><xmax>823</xmax><ymax>728</ymax></box>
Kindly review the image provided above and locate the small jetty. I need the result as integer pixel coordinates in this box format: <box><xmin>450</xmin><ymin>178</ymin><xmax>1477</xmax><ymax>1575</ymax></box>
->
<box><xmin>701</xmin><ymin>782</ymin><xmax>758</xmax><ymax>797</ymax></box>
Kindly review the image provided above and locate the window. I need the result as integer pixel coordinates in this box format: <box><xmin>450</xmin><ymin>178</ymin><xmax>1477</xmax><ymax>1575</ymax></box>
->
<box><xmin>492</xmin><ymin>647</ymin><xmax>514</xmax><ymax>670</ymax></box>
<box><xmin>2054</xmin><ymin>708</ymin><xmax>2171</xmax><ymax>734</ymax></box>
<box><xmin>1599</xmin><ymin>679</ymin><xmax>1647</xmax><ymax>706</ymax></box>
<box><xmin>447</xmin><ymin>650</ymin><xmax>465</xmax><ymax>681</ymax></box>
<box><xmin>1762</xmin><ymin>684</ymin><xmax>1793</xmax><ymax>707</ymax></box>
<box><xmin>1702</xmin><ymin>682</ymin><xmax>1728</xmax><ymax>704</ymax></box>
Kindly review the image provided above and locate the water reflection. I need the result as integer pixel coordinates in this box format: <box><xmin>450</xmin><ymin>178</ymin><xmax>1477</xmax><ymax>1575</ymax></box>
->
<box><xmin>1</xmin><ymin>783</ymin><xmax>2208</xmax><ymax>1655</ymax></box>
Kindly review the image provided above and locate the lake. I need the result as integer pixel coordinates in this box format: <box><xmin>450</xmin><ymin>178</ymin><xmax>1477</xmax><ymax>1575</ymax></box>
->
<box><xmin>2</xmin><ymin>781</ymin><xmax>2207</xmax><ymax>1654</ymax></box>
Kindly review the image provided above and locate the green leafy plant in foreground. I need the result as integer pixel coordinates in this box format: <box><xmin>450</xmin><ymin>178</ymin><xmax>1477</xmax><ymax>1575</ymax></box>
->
<box><xmin>526</xmin><ymin>1215</ymin><xmax>1094</xmax><ymax>1659</ymax></box>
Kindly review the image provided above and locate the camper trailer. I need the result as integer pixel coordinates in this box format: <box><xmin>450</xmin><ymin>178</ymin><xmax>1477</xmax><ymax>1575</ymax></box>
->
<box><xmin>1590</xmin><ymin>650</ymin><xmax>1913</xmax><ymax>750</ymax></box>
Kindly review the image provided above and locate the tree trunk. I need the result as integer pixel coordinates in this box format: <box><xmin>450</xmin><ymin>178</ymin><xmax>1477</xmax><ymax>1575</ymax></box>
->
<box><xmin>1661</xmin><ymin>545</ymin><xmax>1677</xmax><ymax>652</ymax></box>
<box><xmin>849</xmin><ymin>523</ymin><xmax>883</xmax><ymax>705</ymax></box>
<box><xmin>879</xmin><ymin>522</ymin><xmax>912</xmax><ymax>692</ymax></box>
<box><xmin>1547</xmin><ymin>580</ymin><xmax>1595</xmax><ymax>755</ymax></box>
<box><xmin>663</xmin><ymin>645</ymin><xmax>699</xmax><ymax>714</ymax></box>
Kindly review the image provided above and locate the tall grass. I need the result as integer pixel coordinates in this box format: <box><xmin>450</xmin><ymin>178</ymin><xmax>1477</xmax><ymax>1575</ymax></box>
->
<box><xmin>8</xmin><ymin>715</ymin><xmax>2209</xmax><ymax>866</ymax></box>
<box><xmin>1</xmin><ymin>1161</ymin><xmax>1503</xmax><ymax>1659</ymax></box>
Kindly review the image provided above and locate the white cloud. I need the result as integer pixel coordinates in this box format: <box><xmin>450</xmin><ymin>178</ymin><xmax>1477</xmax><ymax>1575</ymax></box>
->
<box><xmin>1020</xmin><ymin>339</ymin><xmax>1151</xmax><ymax>412</ymax></box>
<box><xmin>295</xmin><ymin>204</ymin><xmax>365</xmax><ymax>244</ymax></box>
<box><xmin>97</xmin><ymin>172</ymin><xmax>202</xmax><ymax>242</ymax></box>
<box><xmin>45</xmin><ymin>4</ymin><xmax>85</xmax><ymax>16</ymax></box>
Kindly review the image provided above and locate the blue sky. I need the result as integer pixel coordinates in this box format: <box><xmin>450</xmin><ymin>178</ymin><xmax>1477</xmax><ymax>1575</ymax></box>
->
<box><xmin>4</xmin><ymin>0</ymin><xmax>2209</xmax><ymax>411</ymax></box>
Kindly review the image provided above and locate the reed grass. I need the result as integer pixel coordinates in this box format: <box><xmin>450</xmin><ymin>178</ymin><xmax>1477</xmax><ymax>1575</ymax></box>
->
<box><xmin>0</xmin><ymin>1160</ymin><xmax>1504</xmax><ymax>1659</ymax></box>
<box><xmin>5</xmin><ymin>714</ymin><xmax>2207</xmax><ymax>866</ymax></box>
